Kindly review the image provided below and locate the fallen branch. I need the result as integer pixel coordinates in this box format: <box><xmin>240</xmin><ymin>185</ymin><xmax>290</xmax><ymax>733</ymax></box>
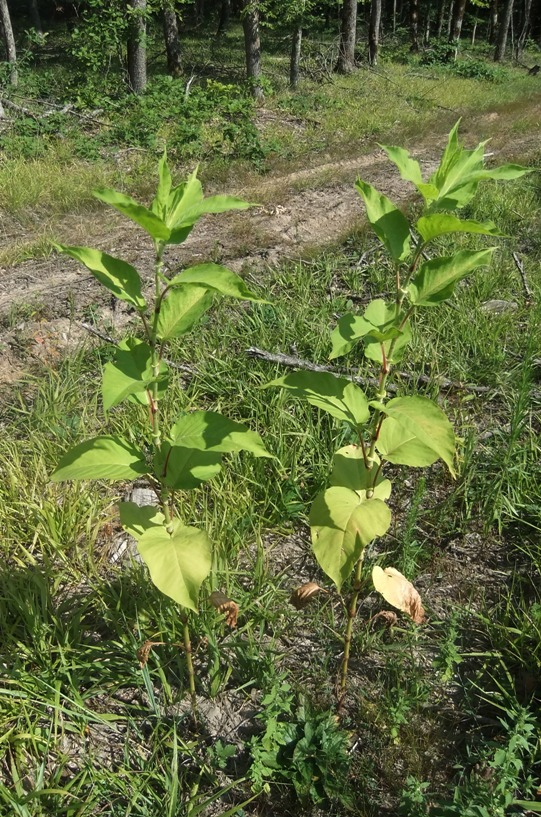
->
<box><xmin>245</xmin><ymin>345</ymin><xmax>492</xmax><ymax>395</ymax></box>
<box><xmin>78</xmin><ymin>322</ymin><xmax>195</xmax><ymax>374</ymax></box>
<box><xmin>512</xmin><ymin>252</ymin><xmax>533</xmax><ymax>301</ymax></box>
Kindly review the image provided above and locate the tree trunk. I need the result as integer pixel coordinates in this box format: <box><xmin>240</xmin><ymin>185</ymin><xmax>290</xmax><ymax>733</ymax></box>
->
<box><xmin>392</xmin><ymin>0</ymin><xmax>397</xmax><ymax>33</ymax></box>
<box><xmin>424</xmin><ymin>8</ymin><xmax>431</xmax><ymax>44</ymax></box>
<box><xmin>494</xmin><ymin>0</ymin><xmax>514</xmax><ymax>59</ymax></box>
<box><xmin>0</xmin><ymin>0</ymin><xmax>17</xmax><ymax>86</ymax></box>
<box><xmin>195</xmin><ymin>0</ymin><xmax>204</xmax><ymax>23</ymax></box>
<box><xmin>449</xmin><ymin>0</ymin><xmax>467</xmax><ymax>51</ymax></box>
<box><xmin>163</xmin><ymin>3</ymin><xmax>181</xmax><ymax>76</ymax></box>
<box><xmin>471</xmin><ymin>17</ymin><xmax>477</xmax><ymax>42</ymax></box>
<box><xmin>369</xmin><ymin>0</ymin><xmax>382</xmax><ymax>64</ymax></box>
<box><xmin>516</xmin><ymin>0</ymin><xmax>532</xmax><ymax>56</ymax></box>
<box><xmin>446</xmin><ymin>0</ymin><xmax>454</xmax><ymax>36</ymax></box>
<box><xmin>410</xmin><ymin>0</ymin><xmax>420</xmax><ymax>51</ymax></box>
<box><xmin>127</xmin><ymin>0</ymin><xmax>147</xmax><ymax>94</ymax></box>
<box><xmin>436</xmin><ymin>0</ymin><xmax>446</xmax><ymax>37</ymax></box>
<box><xmin>241</xmin><ymin>0</ymin><xmax>263</xmax><ymax>100</ymax></box>
<box><xmin>216</xmin><ymin>0</ymin><xmax>231</xmax><ymax>35</ymax></box>
<box><xmin>336</xmin><ymin>0</ymin><xmax>357</xmax><ymax>73</ymax></box>
<box><xmin>488</xmin><ymin>0</ymin><xmax>498</xmax><ymax>42</ymax></box>
<box><xmin>289</xmin><ymin>24</ymin><xmax>302</xmax><ymax>87</ymax></box>
<box><xmin>28</xmin><ymin>0</ymin><xmax>43</xmax><ymax>36</ymax></box>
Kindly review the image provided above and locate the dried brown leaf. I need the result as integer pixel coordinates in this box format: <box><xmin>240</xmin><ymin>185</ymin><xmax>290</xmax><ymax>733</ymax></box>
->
<box><xmin>289</xmin><ymin>582</ymin><xmax>327</xmax><ymax>610</ymax></box>
<box><xmin>137</xmin><ymin>640</ymin><xmax>165</xmax><ymax>668</ymax></box>
<box><xmin>372</xmin><ymin>566</ymin><xmax>425</xmax><ymax>624</ymax></box>
<box><xmin>210</xmin><ymin>590</ymin><xmax>239</xmax><ymax>628</ymax></box>
<box><xmin>369</xmin><ymin>610</ymin><xmax>399</xmax><ymax>627</ymax></box>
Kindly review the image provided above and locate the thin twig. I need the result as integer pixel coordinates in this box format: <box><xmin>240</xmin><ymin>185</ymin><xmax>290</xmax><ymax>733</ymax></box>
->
<box><xmin>77</xmin><ymin>322</ymin><xmax>195</xmax><ymax>373</ymax></box>
<box><xmin>245</xmin><ymin>345</ymin><xmax>493</xmax><ymax>395</ymax></box>
<box><xmin>512</xmin><ymin>252</ymin><xmax>533</xmax><ymax>301</ymax></box>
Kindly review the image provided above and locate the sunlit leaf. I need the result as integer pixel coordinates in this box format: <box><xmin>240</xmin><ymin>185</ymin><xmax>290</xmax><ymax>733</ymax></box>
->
<box><xmin>51</xmin><ymin>436</ymin><xmax>147</xmax><ymax>481</ymax></box>
<box><xmin>56</xmin><ymin>245</ymin><xmax>146</xmax><ymax>309</ymax></box>
<box><xmin>372</xmin><ymin>565</ymin><xmax>425</xmax><ymax>623</ymax></box>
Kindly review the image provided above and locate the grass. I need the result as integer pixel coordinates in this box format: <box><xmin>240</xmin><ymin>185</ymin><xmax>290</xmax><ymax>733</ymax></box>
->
<box><xmin>1</xmin><ymin>152</ymin><xmax>541</xmax><ymax>815</ymax></box>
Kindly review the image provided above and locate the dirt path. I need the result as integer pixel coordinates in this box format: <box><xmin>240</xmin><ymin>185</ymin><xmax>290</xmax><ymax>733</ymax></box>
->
<box><xmin>0</xmin><ymin>103</ymin><xmax>539</xmax><ymax>382</ymax></box>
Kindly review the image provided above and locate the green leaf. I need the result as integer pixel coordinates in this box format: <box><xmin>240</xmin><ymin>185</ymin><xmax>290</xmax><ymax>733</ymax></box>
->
<box><xmin>168</xmin><ymin>225</ymin><xmax>194</xmax><ymax>245</ymax></box>
<box><xmin>169</xmin><ymin>263</ymin><xmax>264</xmax><ymax>302</ymax></box>
<box><xmin>380</xmin><ymin>144</ymin><xmax>423</xmax><ymax>186</ymax></box>
<box><xmin>380</xmin><ymin>396</ymin><xmax>456</xmax><ymax>476</ymax></box>
<box><xmin>364</xmin><ymin>320</ymin><xmax>411</xmax><ymax>364</ymax></box>
<box><xmin>329</xmin><ymin>313</ymin><xmax>375</xmax><ymax>360</ymax></box>
<box><xmin>416</xmin><ymin>214</ymin><xmax>505</xmax><ymax>243</ymax></box>
<box><xmin>264</xmin><ymin>370</ymin><xmax>370</xmax><ymax>429</ymax></box>
<box><xmin>476</xmin><ymin>163</ymin><xmax>531</xmax><ymax>181</ymax></box>
<box><xmin>513</xmin><ymin>802</ymin><xmax>541</xmax><ymax>813</ymax></box>
<box><xmin>56</xmin><ymin>245</ymin><xmax>146</xmax><ymax>309</ymax></box>
<box><xmin>93</xmin><ymin>188</ymin><xmax>170</xmax><ymax>241</ymax></box>
<box><xmin>137</xmin><ymin>519</ymin><xmax>211</xmax><ymax>611</ymax></box>
<box><xmin>329</xmin><ymin>445</ymin><xmax>392</xmax><ymax>500</ymax></box>
<box><xmin>102</xmin><ymin>338</ymin><xmax>169</xmax><ymax>410</ymax></box>
<box><xmin>118</xmin><ymin>501</ymin><xmax>165</xmax><ymax>540</ymax></box>
<box><xmin>151</xmin><ymin>149</ymin><xmax>172</xmax><ymax>220</ymax></box>
<box><xmin>169</xmin><ymin>411</ymin><xmax>271</xmax><ymax>457</ymax></box>
<box><xmin>355</xmin><ymin>179</ymin><xmax>411</xmax><ymax>261</ymax></box>
<box><xmin>51</xmin><ymin>436</ymin><xmax>147</xmax><ymax>481</ymax></box>
<box><xmin>157</xmin><ymin>285</ymin><xmax>214</xmax><ymax>340</ymax></box>
<box><xmin>192</xmin><ymin>194</ymin><xmax>253</xmax><ymax>217</ymax></box>
<box><xmin>376</xmin><ymin>416</ymin><xmax>439</xmax><ymax>467</ymax></box>
<box><xmin>359</xmin><ymin>299</ymin><xmax>411</xmax><ymax>364</ymax></box>
<box><xmin>166</xmin><ymin>169</ymin><xmax>204</xmax><ymax>229</ymax></box>
<box><xmin>407</xmin><ymin>248</ymin><xmax>494</xmax><ymax>306</ymax></box>
<box><xmin>310</xmin><ymin>489</ymin><xmax>391</xmax><ymax>590</ymax></box>
<box><xmin>157</xmin><ymin>445</ymin><xmax>223</xmax><ymax>489</ymax></box>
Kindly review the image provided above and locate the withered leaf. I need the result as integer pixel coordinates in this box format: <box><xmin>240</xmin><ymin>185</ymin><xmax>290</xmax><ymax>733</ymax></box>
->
<box><xmin>137</xmin><ymin>639</ymin><xmax>165</xmax><ymax>668</ymax></box>
<box><xmin>369</xmin><ymin>610</ymin><xmax>399</xmax><ymax>627</ymax></box>
<box><xmin>372</xmin><ymin>566</ymin><xmax>425</xmax><ymax>624</ymax></box>
<box><xmin>289</xmin><ymin>581</ymin><xmax>327</xmax><ymax>610</ymax></box>
<box><xmin>210</xmin><ymin>590</ymin><xmax>239</xmax><ymax>628</ymax></box>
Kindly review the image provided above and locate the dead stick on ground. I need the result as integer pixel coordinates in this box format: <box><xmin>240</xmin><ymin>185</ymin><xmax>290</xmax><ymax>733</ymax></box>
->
<box><xmin>245</xmin><ymin>345</ymin><xmax>493</xmax><ymax>395</ymax></box>
<box><xmin>512</xmin><ymin>252</ymin><xmax>533</xmax><ymax>301</ymax></box>
<box><xmin>78</xmin><ymin>322</ymin><xmax>195</xmax><ymax>374</ymax></box>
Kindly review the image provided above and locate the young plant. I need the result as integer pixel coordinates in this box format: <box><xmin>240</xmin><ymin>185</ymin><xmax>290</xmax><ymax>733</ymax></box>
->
<box><xmin>265</xmin><ymin>122</ymin><xmax>529</xmax><ymax>704</ymax></box>
<box><xmin>51</xmin><ymin>155</ymin><xmax>272</xmax><ymax>708</ymax></box>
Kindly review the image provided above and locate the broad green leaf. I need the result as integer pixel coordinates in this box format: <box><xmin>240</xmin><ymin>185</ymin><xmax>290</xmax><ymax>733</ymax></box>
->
<box><xmin>329</xmin><ymin>313</ymin><xmax>376</xmax><ymax>360</ymax></box>
<box><xmin>157</xmin><ymin>445</ymin><xmax>223</xmax><ymax>489</ymax></box>
<box><xmin>310</xmin><ymin>489</ymin><xmax>391</xmax><ymax>590</ymax></box>
<box><xmin>513</xmin><ymin>802</ymin><xmax>541</xmax><ymax>813</ymax></box>
<box><xmin>93</xmin><ymin>188</ymin><xmax>170</xmax><ymax>241</ymax></box>
<box><xmin>355</xmin><ymin>179</ymin><xmax>411</xmax><ymax>261</ymax></box>
<box><xmin>191</xmin><ymin>194</ymin><xmax>253</xmax><ymax>216</ymax></box>
<box><xmin>151</xmin><ymin>149</ymin><xmax>172</xmax><ymax>220</ymax></box>
<box><xmin>56</xmin><ymin>245</ymin><xmax>145</xmax><ymax>309</ymax></box>
<box><xmin>118</xmin><ymin>501</ymin><xmax>165</xmax><ymax>540</ymax></box>
<box><xmin>475</xmin><ymin>163</ymin><xmax>531</xmax><ymax>181</ymax></box>
<box><xmin>51</xmin><ymin>436</ymin><xmax>147</xmax><ymax>481</ymax></box>
<box><xmin>102</xmin><ymin>338</ymin><xmax>169</xmax><ymax>410</ymax></box>
<box><xmin>407</xmin><ymin>248</ymin><xmax>494</xmax><ymax>306</ymax></box>
<box><xmin>264</xmin><ymin>370</ymin><xmax>370</xmax><ymax>429</ymax></box>
<box><xmin>380</xmin><ymin>144</ymin><xmax>423</xmax><ymax>186</ymax></box>
<box><xmin>364</xmin><ymin>320</ymin><xmax>411</xmax><ymax>364</ymax></box>
<box><xmin>156</xmin><ymin>285</ymin><xmax>214</xmax><ymax>340</ymax></box>
<box><xmin>168</xmin><ymin>225</ymin><xmax>194</xmax><ymax>245</ymax></box>
<box><xmin>376</xmin><ymin>416</ymin><xmax>439</xmax><ymax>467</ymax></box>
<box><xmin>380</xmin><ymin>396</ymin><xmax>456</xmax><ymax>476</ymax></box>
<box><xmin>416</xmin><ymin>214</ymin><xmax>505</xmax><ymax>243</ymax></box>
<box><xmin>137</xmin><ymin>519</ymin><xmax>211</xmax><ymax>611</ymax></box>
<box><xmin>169</xmin><ymin>263</ymin><xmax>263</xmax><ymax>302</ymax></box>
<box><xmin>330</xmin><ymin>445</ymin><xmax>392</xmax><ymax>500</ymax></box>
<box><xmin>431</xmin><ymin>120</ymin><xmax>466</xmax><ymax>190</ymax></box>
<box><xmin>166</xmin><ymin>168</ymin><xmax>203</xmax><ymax>229</ymax></box>
<box><xmin>169</xmin><ymin>411</ymin><xmax>271</xmax><ymax>457</ymax></box>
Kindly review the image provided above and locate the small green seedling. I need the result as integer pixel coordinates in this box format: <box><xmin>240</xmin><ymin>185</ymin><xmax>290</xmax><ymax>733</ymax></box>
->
<box><xmin>265</xmin><ymin>122</ymin><xmax>530</xmax><ymax>705</ymax></box>
<box><xmin>51</xmin><ymin>154</ymin><xmax>272</xmax><ymax>709</ymax></box>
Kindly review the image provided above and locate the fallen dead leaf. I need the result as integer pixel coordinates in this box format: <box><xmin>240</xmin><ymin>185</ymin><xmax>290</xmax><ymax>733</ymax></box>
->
<box><xmin>289</xmin><ymin>581</ymin><xmax>328</xmax><ymax>610</ymax></box>
<box><xmin>369</xmin><ymin>610</ymin><xmax>399</xmax><ymax>627</ymax></box>
<box><xmin>137</xmin><ymin>639</ymin><xmax>166</xmax><ymax>668</ymax></box>
<box><xmin>372</xmin><ymin>566</ymin><xmax>425</xmax><ymax>624</ymax></box>
<box><xmin>210</xmin><ymin>590</ymin><xmax>239</xmax><ymax>628</ymax></box>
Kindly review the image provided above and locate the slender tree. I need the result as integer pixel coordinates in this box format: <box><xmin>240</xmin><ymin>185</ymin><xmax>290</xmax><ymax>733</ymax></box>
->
<box><xmin>28</xmin><ymin>0</ymin><xmax>43</xmax><ymax>36</ymax></box>
<box><xmin>127</xmin><ymin>0</ymin><xmax>147</xmax><ymax>94</ymax></box>
<box><xmin>290</xmin><ymin>24</ymin><xmax>303</xmax><ymax>87</ymax></box>
<box><xmin>436</xmin><ymin>0</ymin><xmax>447</xmax><ymax>37</ymax></box>
<box><xmin>449</xmin><ymin>0</ymin><xmax>467</xmax><ymax>54</ymax></box>
<box><xmin>0</xmin><ymin>0</ymin><xmax>17</xmax><ymax>86</ymax></box>
<box><xmin>494</xmin><ymin>0</ymin><xmax>514</xmax><ymax>58</ymax></box>
<box><xmin>516</xmin><ymin>0</ymin><xmax>533</xmax><ymax>56</ymax></box>
<box><xmin>241</xmin><ymin>0</ymin><xmax>263</xmax><ymax>99</ymax></box>
<box><xmin>410</xmin><ymin>0</ymin><xmax>420</xmax><ymax>51</ymax></box>
<box><xmin>369</xmin><ymin>0</ymin><xmax>382</xmax><ymax>64</ymax></box>
<box><xmin>336</xmin><ymin>0</ymin><xmax>357</xmax><ymax>73</ymax></box>
<box><xmin>162</xmin><ymin>1</ymin><xmax>181</xmax><ymax>76</ymax></box>
<box><xmin>488</xmin><ymin>0</ymin><xmax>498</xmax><ymax>42</ymax></box>
<box><xmin>216</xmin><ymin>0</ymin><xmax>231</xmax><ymax>35</ymax></box>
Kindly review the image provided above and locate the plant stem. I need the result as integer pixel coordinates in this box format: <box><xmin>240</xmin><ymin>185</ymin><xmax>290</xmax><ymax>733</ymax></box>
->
<box><xmin>183</xmin><ymin>618</ymin><xmax>198</xmax><ymax>718</ymax></box>
<box><xmin>337</xmin><ymin>556</ymin><xmax>364</xmax><ymax>713</ymax></box>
